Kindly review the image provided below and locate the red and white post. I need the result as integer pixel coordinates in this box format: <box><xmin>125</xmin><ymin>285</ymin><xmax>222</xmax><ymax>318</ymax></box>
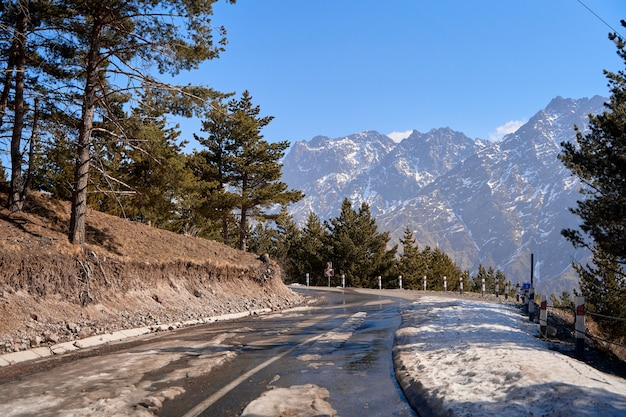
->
<box><xmin>575</xmin><ymin>296</ymin><xmax>586</xmax><ymax>359</ymax></box>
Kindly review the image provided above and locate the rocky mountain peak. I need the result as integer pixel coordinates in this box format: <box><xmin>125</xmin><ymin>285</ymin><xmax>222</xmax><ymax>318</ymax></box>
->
<box><xmin>283</xmin><ymin>97</ymin><xmax>606</xmax><ymax>295</ymax></box>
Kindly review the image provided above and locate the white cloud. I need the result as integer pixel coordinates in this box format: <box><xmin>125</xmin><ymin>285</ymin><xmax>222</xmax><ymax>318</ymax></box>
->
<box><xmin>386</xmin><ymin>130</ymin><xmax>414</xmax><ymax>143</ymax></box>
<box><xmin>489</xmin><ymin>120</ymin><xmax>525</xmax><ymax>141</ymax></box>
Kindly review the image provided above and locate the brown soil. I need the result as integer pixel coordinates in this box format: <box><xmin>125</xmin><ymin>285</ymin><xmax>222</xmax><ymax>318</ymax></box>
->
<box><xmin>0</xmin><ymin>190</ymin><xmax>303</xmax><ymax>353</ymax></box>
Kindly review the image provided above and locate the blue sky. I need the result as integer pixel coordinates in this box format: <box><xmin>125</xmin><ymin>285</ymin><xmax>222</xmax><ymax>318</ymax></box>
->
<box><xmin>174</xmin><ymin>0</ymin><xmax>624</xmax><ymax>146</ymax></box>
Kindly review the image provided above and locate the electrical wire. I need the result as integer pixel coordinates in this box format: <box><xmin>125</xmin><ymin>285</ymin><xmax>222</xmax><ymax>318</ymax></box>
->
<box><xmin>576</xmin><ymin>0</ymin><xmax>624</xmax><ymax>40</ymax></box>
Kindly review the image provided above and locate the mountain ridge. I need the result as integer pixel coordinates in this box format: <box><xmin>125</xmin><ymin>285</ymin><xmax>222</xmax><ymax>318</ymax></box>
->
<box><xmin>282</xmin><ymin>95</ymin><xmax>607</xmax><ymax>295</ymax></box>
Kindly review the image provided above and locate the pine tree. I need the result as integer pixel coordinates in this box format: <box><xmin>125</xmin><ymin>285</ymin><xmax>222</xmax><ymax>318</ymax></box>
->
<box><xmin>559</xmin><ymin>22</ymin><xmax>626</xmax><ymax>265</ymax></box>
<box><xmin>51</xmin><ymin>0</ymin><xmax>233</xmax><ymax>244</ymax></box>
<box><xmin>293</xmin><ymin>212</ymin><xmax>328</xmax><ymax>285</ymax></box>
<box><xmin>222</xmin><ymin>91</ymin><xmax>303</xmax><ymax>251</ymax></box>
<box><xmin>249</xmin><ymin>205</ymin><xmax>301</xmax><ymax>280</ymax></box>
<box><xmin>427</xmin><ymin>247</ymin><xmax>462</xmax><ymax>291</ymax></box>
<box><xmin>326</xmin><ymin>198</ymin><xmax>397</xmax><ymax>288</ymax></box>
<box><xmin>558</xmin><ymin>21</ymin><xmax>626</xmax><ymax>337</ymax></box>
<box><xmin>398</xmin><ymin>227</ymin><xmax>426</xmax><ymax>290</ymax></box>
<box><xmin>471</xmin><ymin>264</ymin><xmax>488</xmax><ymax>292</ymax></box>
<box><xmin>575</xmin><ymin>248</ymin><xmax>626</xmax><ymax>335</ymax></box>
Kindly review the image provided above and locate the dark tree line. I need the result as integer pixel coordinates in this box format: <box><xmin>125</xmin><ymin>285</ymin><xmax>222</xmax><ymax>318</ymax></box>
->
<box><xmin>250</xmin><ymin>197</ymin><xmax>507</xmax><ymax>291</ymax></box>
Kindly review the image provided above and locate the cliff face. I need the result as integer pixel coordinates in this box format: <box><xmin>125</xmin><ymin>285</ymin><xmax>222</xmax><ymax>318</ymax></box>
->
<box><xmin>0</xmin><ymin>191</ymin><xmax>302</xmax><ymax>353</ymax></box>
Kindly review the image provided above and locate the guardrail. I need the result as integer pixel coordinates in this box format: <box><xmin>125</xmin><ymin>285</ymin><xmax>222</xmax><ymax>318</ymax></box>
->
<box><xmin>522</xmin><ymin>295</ymin><xmax>626</xmax><ymax>360</ymax></box>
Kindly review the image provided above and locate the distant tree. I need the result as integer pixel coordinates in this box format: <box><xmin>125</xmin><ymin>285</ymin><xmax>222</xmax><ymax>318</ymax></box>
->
<box><xmin>326</xmin><ymin>198</ymin><xmax>397</xmax><ymax>287</ymax></box>
<box><xmin>495</xmin><ymin>269</ymin><xmax>506</xmax><ymax>295</ymax></box>
<box><xmin>292</xmin><ymin>211</ymin><xmax>328</xmax><ymax>285</ymax></box>
<box><xmin>397</xmin><ymin>227</ymin><xmax>426</xmax><ymax>290</ymax></box>
<box><xmin>550</xmin><ymin>291</ymin><xmax>575</xmax><ymax>310</ymax></box>
<box><xmin>427</xmin><ymin>247</ymin><xmax>463</xmax><ymax>291</ymax></box>
<box><xmin>249</xmin><ymin>205</ymin><xmax>301</xmax><ymax>280</ymax></box>
<box><xmin>471</xmin><ymin>264</ymin><xmax>488</xmax><ymax>292</ymax></box>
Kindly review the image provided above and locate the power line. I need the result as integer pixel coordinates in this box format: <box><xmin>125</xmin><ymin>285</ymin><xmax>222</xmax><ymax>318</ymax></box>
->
<box><xmin>576</xmin><ymin>0</ymin><xmax>624</xmax><ymax>40</ymax></box>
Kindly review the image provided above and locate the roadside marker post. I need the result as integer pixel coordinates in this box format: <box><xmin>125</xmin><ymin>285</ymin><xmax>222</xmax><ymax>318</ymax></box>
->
<box><xmin>443</xmin><ymin>275</ymin><xmax>447</xmax><ymax>292</ymax></box>
<box><xmin>575</xmin><ymin>296</ymin><xmax>586</xmax><ymax>359</ymax></box>
<box><xmin>378</xmin><ymin>276</ymin><xmax>382</xmax><ymax>290</ymax></box>
<box><xmin>341</xmin><ymin>274</ymin><xmax>345</xmax><ymax>288</ymax></box>
<box><xmin>306</xmin><ymin>273</ymin><xmax>309</xmax><ymax>287</ymax></box>
<box><xmin>539</xmin><ymin>295</ymin><xmax>548</xmax><ymax>337</ymax></box>
<box><xmin>459</xmin><ymin>276</ymin><xmax>463</xmax><ymax>295</ymax></box>
<box><xmin>324</xmin><ymin>262</ymin><xmax>334</xmax><ymax>287</ymax></box>
<box><xmin>398</xmin><ymin>275</ymin><xmax>403</xmax><ymax>289</ymax></box>
<box><xmin>481</xmin><ymin>278</ymin><xmax>485</xmax><ymax>297</ymax></box>
<box><xmin>423</xmin><ymin>276</ymin><xmax>427</xmax><ymax>291</ymax></box>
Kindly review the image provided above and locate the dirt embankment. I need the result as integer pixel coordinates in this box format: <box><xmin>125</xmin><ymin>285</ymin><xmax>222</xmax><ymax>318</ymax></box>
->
<box><xmin>0</xmin><ymin>191</ymin><xmax>303</xmax><ymax>353</ymax></box>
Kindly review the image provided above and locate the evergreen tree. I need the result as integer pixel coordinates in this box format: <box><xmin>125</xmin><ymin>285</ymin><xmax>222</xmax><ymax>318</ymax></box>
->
<box><xmin>558</xmin><ymin>21</ymin><xmax>626</xmax><ymax>336</ymax></box>
<box><xmin>427</xmin><ymin>247</ymin><xmax>462</xmax><ymax>291</ymax></box>
<box><xmin>48</xmin><ymin>0</ymin><xmax>233</xmax><ymax>244</ymax></box>
<box><xmin>495</xmin><ymin>269</ymin><xmax>506</xmax><ymax>295</ymax></box>
<box><xmin>220</xmin><ymin>91</ymin><xmax>303</xmax><ymax>251</ymax></box>
<box><xmin>249</xmin><ymin>205</ymin><xmax>301</xmax><ymax>281</ymax></box>
<box><xmin>471</xmin><ymin>264</ymin><xmax>488</xmax><ymax>292</ymax></box>
<box><xmin>397</xmin><ymin>227</ymin><xmax>426</xmax><ymax>290</ymax></box>
<box><xmin>293</xmin><ymin>212</ymin><xmax>328</xmax><ymax>285</ymax></box>
<box><xmin>575</xmin><ymin>248</ymin><xmax>626</xmax><ymax>335</ymax></box>
<box><xmin>326</xmin><ymin>198</ymin><xmax>397</xmax><ymax>288</ymax></box>
<box><xmin>191</xmin><ymin>97</ymin><xmax>239</xmax><ymax>245</ymax></box>
<box><xmin>559</xmin><ymin>22</ymin><xmax>626</xmax><ymax>265</ymax></box>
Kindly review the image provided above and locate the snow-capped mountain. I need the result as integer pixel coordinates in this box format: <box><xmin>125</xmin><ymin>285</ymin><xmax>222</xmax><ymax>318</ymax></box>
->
<box><xmin>282</xmin><ymin>96</ymin><xmax>607</xmax><ymax>295</ymax></box>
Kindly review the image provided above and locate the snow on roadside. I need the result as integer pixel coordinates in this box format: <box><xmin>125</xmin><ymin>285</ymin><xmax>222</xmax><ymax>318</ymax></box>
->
<box><xmin>393</xmin><ymin>296</ymin><xmax>626</xmax><ymax>417</ymax></box>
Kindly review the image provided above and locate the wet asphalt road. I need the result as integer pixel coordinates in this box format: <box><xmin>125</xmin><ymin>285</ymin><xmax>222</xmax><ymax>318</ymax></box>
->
<box><xmin>161</xmin><ymin>287</ymin><xmax>418</xmax><ymax>416</ymax></box>
<box><xmin>0</xmin><ymin>288</ymin><xmax>419</xmax><ymax>416</ymax></box>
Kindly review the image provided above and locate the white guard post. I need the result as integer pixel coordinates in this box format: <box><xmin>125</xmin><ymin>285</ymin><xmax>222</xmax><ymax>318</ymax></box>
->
<box><xmin>575</xmin><ymin>296</ymin><xmax>586</xmax><ymax>359</ymax></box>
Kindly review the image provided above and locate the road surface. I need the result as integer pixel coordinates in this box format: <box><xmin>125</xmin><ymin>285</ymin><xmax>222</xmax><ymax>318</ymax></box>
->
<box><xmin>0</xmin><ymin>287</ymin><xmax>419</xmax><ymax>417</ymax></box>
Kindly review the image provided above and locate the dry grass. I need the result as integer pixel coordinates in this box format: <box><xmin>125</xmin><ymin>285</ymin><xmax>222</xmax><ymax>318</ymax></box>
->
<box><xmin>0</xmin><ymin>189</ymin><xmax>301</xmax><ymax>348</ymax></box>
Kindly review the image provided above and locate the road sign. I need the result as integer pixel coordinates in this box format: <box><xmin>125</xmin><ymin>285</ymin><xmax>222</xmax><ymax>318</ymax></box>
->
<box><xmin>324</xmin><ymin>262</ymin><xmax>334</xmax><ymax>278</ymax></box>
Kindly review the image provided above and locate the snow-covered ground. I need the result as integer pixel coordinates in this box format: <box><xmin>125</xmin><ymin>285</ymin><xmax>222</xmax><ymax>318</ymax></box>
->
<box><xmin>393</xmin><ymin>295</ymin><xmax>626</xmax><ymax>417</ymax></box>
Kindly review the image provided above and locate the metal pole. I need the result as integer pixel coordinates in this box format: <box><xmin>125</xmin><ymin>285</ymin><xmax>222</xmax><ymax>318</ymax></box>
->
<box><xmin>529</xmin><ymin>254</ymin><xmax>535</xmax><ymax>321</ymax></box>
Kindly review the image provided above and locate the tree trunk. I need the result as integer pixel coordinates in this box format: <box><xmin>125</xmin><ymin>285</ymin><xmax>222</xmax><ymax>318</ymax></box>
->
<box><xmin>8</xmin><ymin>0</ymin><xmax>29</xmax><ymax>212</ymax></box>
<box><xmin>68</xmin><ymin>19</ymin><xmax>103</xmax><ymax>244</ymax></box>
<box><xmin>239</xmin><ymin>207</ymin><xmax>247</xmax><ymax>252</ymax></box>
